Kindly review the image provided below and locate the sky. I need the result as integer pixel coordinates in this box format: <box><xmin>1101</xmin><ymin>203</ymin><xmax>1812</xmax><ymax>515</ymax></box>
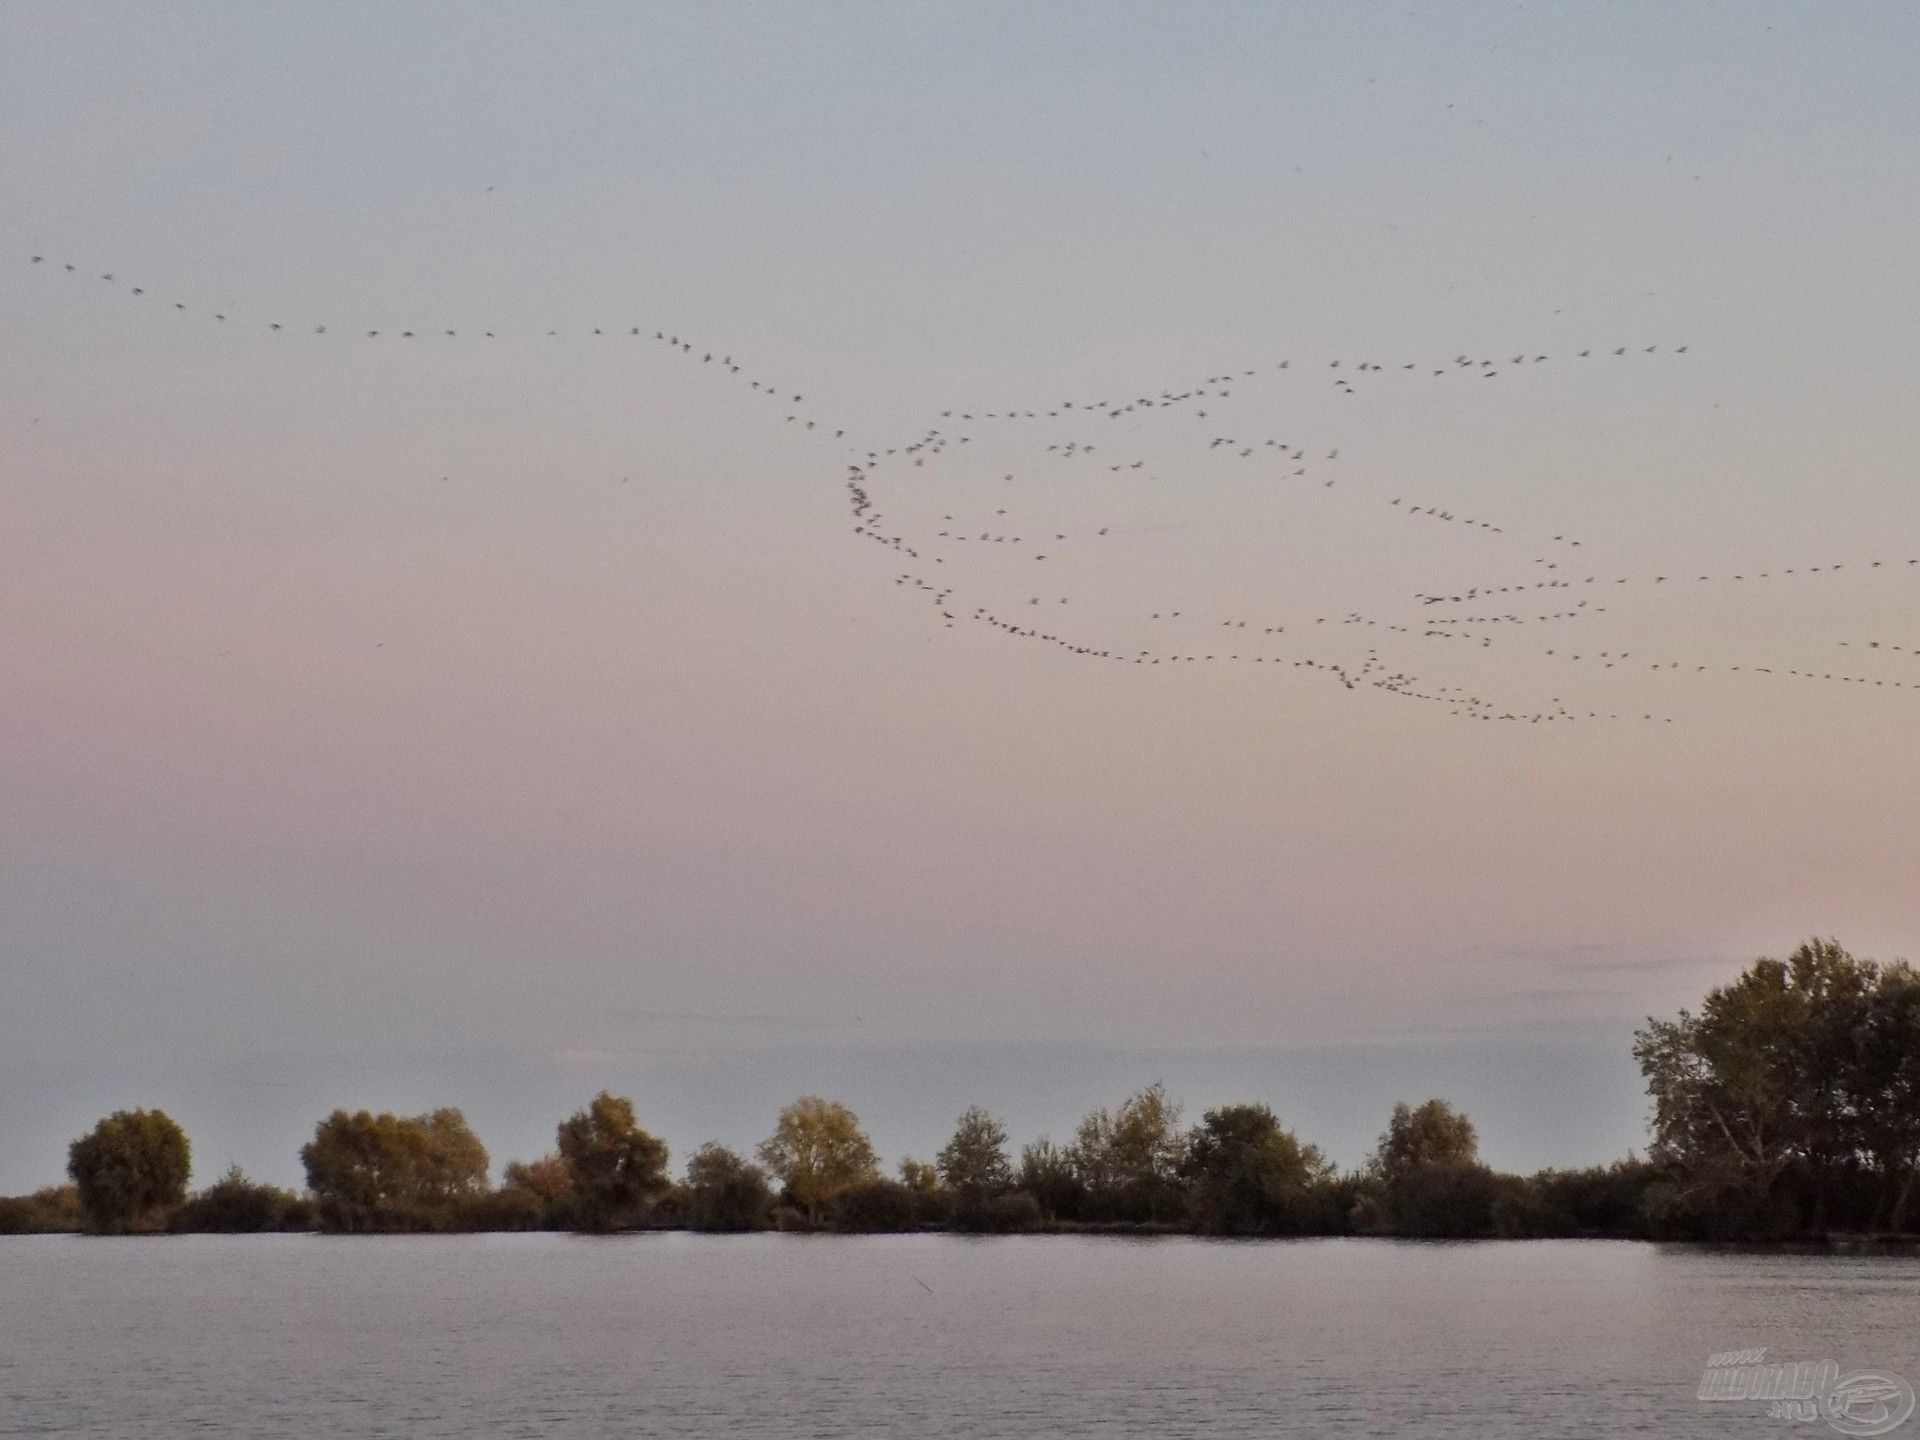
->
<box><xmin>2</xmin><ymin>2</ymin><xmax>1918</xmax><ymax>1191</ymax></box>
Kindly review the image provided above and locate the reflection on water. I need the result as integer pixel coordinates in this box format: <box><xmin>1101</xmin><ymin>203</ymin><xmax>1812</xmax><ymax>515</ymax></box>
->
<box><xmin>1</xmin><ymin>1234</ymin><xmax>1915</xmax><ymax>1438</ymax></box>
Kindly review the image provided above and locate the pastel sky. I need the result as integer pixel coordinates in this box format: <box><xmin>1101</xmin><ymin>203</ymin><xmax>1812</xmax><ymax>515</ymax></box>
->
<box><xmin>3</xmin><ymin>2</ymin><xmax>1918</xmax><ymax>1190</ymax></box>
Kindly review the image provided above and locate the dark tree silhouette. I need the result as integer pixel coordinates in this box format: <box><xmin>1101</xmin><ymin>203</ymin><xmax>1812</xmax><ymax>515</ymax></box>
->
<box><xmin>555</xmin><ymin>1093</ymin><xmax>671</xmax><ymax>1231</ymax></box>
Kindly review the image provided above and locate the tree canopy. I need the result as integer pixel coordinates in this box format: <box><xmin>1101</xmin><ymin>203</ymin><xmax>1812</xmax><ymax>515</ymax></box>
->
<box><xmin>555</xmin><ymin>1092</ymin><xmax>671</xmax><ymax>1230</ymax></box>
<box><xmin>1372</xmin><ymin>1099</ymin><xmax>1479</xmax><ymax>1182</ymax></box>
<box><xmin>1069</xmin><ymin>1083</ymin><xmax>1186</xmax><ymax>1223</ymax></box>
<box><xmin>300</xmin><ymin>1107</ymin><xmax>490</xmax><ymax>1231</ymax></box>
<box><xmin>1635</xmin><ymin>938</ymin><xmax>1920</xmax><ymax>1236</ymax></box>
<box><xmin>1183</xmin><ymin>1103</ymin><xmax>1334</xmax><ymax>1234</ymax></box>
<box><xmin>758</xmin><ymin>1096</ymin><xmax>878</xmax><ymax>1221</ymax></box>
<box><xmin>937</xmin><ymin>1106</ymin><xmax>1014</xmax><ymax>1221</ymax></box>
<box><xmin>67</xmin><ymin>1108</ymin><xmax>191</xmax><ymax>1233</ymax></box>
<box><xmin>684</xmin><ymin>1143</ymin><xmax>774</xmax><ymax>1232</ymax></box>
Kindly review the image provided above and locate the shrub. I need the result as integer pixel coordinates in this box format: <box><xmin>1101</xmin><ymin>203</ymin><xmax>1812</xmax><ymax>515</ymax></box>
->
<box><xmin>457</xmin><ymin>1185</ymin><xmax>551</xmax><ymax>1232</ymax></box>
<box><xmin>768</xmin><ymin>1203</ymin><xmax>812</xmax><ymax>1232</ymax></box>
<box><xmin>1517</xmin><ymin>1159</ymin><xmax>1659</xmax><ymax>1237</ymax></box>
<box><xmin>973</xmin><ymin>1189</ymin><xmax>1043</xmax><ymax>1232</ymax></box>
<box><xmin>499</xmin><ymin>1153</ymin><xmax>576</xmax><ymax>1229</ymax></box>
<box><xmin>685</xmin><ymin>1144</ymin><xmax>774</xmax><ymax>1232</ymax></box>
<box><xmin>0</xmin><ymin>1185</ymin><xmax>81</xmax><ymax>1234</ymax></box>
<box><xmin>830</xmin><ymin>1176</ymin><xmax>918</xmax><ymax>1232</ymax></box>
<box><xmin>897</xmin><ymin>1158</ymin><xmax>955</xmax><ymax>1227</ymax></box>
<box><xmin>1017</xmin><ymin>1138</ymin><xmax>1085</xmax><ymax>1222</ymax></box>
<box><xmin>169</xmin><ymin>1166</ymin><xmax>309</xmax><ymax>1233</ymax></box>
<box><xmin>1381</xmin><ymin>1162</ymin><xmax>1506</xmax><ymax>1238</ymax></box>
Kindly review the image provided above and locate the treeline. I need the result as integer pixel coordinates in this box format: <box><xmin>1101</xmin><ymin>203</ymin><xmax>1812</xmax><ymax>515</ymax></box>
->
<box><xmin>4</xmin><ymin>940</ymin><xmax>1917</xmax><ymax>1242</ymax></box>
<box><xmin>2</xmin><ymin>1088</ymin><xmax>1657</xmax><ymax>1240</ymax></box>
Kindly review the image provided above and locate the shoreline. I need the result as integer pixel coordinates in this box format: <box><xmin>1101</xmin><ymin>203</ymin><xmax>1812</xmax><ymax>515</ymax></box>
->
<box><xmin>7</xmin><ymin>1223</ymin><xmax>1919</xmax><ymax>1250</ymax></box>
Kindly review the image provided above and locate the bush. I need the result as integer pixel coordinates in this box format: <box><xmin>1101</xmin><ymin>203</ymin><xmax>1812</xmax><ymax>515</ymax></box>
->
<box><xmin>1017</xmin><ymin>1138</ymin><xmax>1086</xmax><ymax>1222</ymax></box>
<box><xmin>1380</xmin><ymin>1162</ymin><xmax>1507</xmax><ymax>1238</ymax></box>
<box><xmin>1515</xmin><ymin>1159</ymin><xmax>1658</xmax><ymax>1237</ymax></box>
<box><xmin>898</xmin><ymin>1159</ymin><xmax>956</xmax><ymax>1227</ymax></box>
<box><xmin>971</xmin><ymin>1189</ymin><xmax>1043</xmax><ymax>1232</ymax></box>
<box><xmin>499</xmin><ymin>1154</ymin><xmax>576</xmax><ymax>1229</ymax></box>
<box><xmin>169</xmin><ymin>1167</ymin><xmax>310</xmax><ymax>1233</ymax></box>
<box><xmin>830</xmin><ymin>1177</ymin><xmax>918</xmax><ymax>1232</ymax></box>
<box><xmin>769</xmin><ymin>1203</ymin><xmax>813</xmax><ymax>1232</ymax></box>
<box><xmin>0</xmin><ymin>1185</ymin><xmax>81</xmax><ymax>1234</ymax></box>
<box><xmin>456</xmin><ymin>1186</ymin><xmax>551</xmax><ymax>1232</ymax></box>
<box><xmin>1638</xmin><ymin>1163</ymin><xmax>1805</xmax><ymax>1242</ymax></box>
<box><xmin>685</xmin><ymin>1144</ymin><xmax>774</xmax><ymax>1232</ymax></box>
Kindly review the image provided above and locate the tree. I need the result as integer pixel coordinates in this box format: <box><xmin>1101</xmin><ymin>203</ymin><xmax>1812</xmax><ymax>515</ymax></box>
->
<box><xmin>1016</xmin><ymin>1137</ymin><xmax>1084</xmax><ymax>1221</ymax></box>
<box><xmin>899</xmin><ymin>1157</ymin><xmax>943</xmax><ymax>1195</ymax></box>
<box><xmin>1379</xmin><ymin>1156</ymin><xmax>1508</xmax><ymax>1238</ymax></box>
<box><xmin>500</xmin><ymin>1153</ymin><xmax>575</xmax><ymax>1227</ymax></box>
<box><xmin>896</xmin><ymin>1157</ymin><xmax>954</xmax><ymax>1224</ymax></box>
<box><xmin>1372</xmin><ymin>1099</ymin><xmax>1479</xmax><ymax>1182</ymax></box>
<box><xmin>1182</xmin><ymin>1103</ymin><xmax>1334</xmax><ymax>1235</ymax></box>
<box><xmin>502</xmin><ymin>1153</ymin><xmax>574</xmax><ymax>1206</ymax></box>
<box><xmin>684</xmin><ymin>1144</ymin><xmax>774</xmax><ymax>1231</ymax></box>
<box><xmin>1779</xmin><ymin>939</ymin><xmax>1878</xmax><ymax>1223</ymax></box>
<box><xmin>1368</xmin><ymin>1099</ymin><xmax>1494</xmax><ymax>1237</ymax></box>
<box><xmin>1069</xmin><ymin>1084</ymin><xmax>1187</xmax><ymax>1223</ymax></box>
<box><xmin>67</xmin><ymin>1108</ymin><xmax>191</xmax><ymax>1233</ymax></box>
<box><xmin>1850</xmin><ymin>962</ymin><xmax>1920</xmax><ymax>1231</ymax></box>
<box><xmin>1636</xmin><ymin>939</ymin><xmax>1920</xmax><ymax>1236</ymax></box>
<box><xmin>1516</xmin><ymin>1159</ymin><xmax>1658</xmax><ymax>1238</ymax></box>
<box><xmin>936</xmin><ymin>1107</ymin><xmax>1013</xmax><ymax>1225</ymax></box>
<box><xmin>757</xmin><ymin>1096</ymin><xmax>878</xmax><ymax>1223</ymax></box>
<box><xmin>300</xmin><ymin>1107</ymin><xmax>490</xmax><ymax>1231</ymax></box>
<box><xmin>414</xmin><ymin>1107</ymin><xmax>492</xmax><ymax>1204</ymax></box>
<box><xmin>555</xmin><ymin>1092</ymin><xmax>671</xmax><ymax>1231</ymax></box>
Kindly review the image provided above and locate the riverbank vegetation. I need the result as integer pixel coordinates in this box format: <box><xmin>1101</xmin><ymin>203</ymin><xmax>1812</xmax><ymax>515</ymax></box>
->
<box><xmin>4</xmin><ymin>940</ymin><xmax>1915</xmax><ymax>1242</ymax></box>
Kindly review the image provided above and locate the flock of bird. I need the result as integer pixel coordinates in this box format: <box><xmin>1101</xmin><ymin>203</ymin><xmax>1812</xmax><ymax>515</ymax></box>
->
<box><xmin>22</xmin><ymin>253</ymin><xmax>1919</xmax><ymax>722</ymax></box>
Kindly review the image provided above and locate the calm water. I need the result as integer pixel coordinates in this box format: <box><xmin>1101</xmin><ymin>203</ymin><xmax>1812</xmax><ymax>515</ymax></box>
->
<box><xmin>2</xmin><ymin>1234</ymin><xmax>1917</xmax><ymax>1437</ymax></box>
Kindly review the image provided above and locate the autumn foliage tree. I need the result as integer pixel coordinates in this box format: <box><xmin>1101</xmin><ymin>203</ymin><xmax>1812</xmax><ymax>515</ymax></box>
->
<box><xmin>758</xmin><ymin>1096</ymin><xmax>878</xmax><ymax>1223</ymax></box>
<box><xmin>300</xmin><ymin>1107</ymin><xmax>490</xmax><ymax>1231</ymax></box>
<box><xmin>67</xmin><ymin>1108</ymin><xmax>191</xmax><ymax>1233</ymax></box>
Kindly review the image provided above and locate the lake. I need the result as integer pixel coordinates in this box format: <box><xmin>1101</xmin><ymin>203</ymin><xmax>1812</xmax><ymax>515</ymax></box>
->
<box><xmin>2</xmin><ymin>1234</ymin><xmax>1916</xmax><ymax>1437</ymax></box>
